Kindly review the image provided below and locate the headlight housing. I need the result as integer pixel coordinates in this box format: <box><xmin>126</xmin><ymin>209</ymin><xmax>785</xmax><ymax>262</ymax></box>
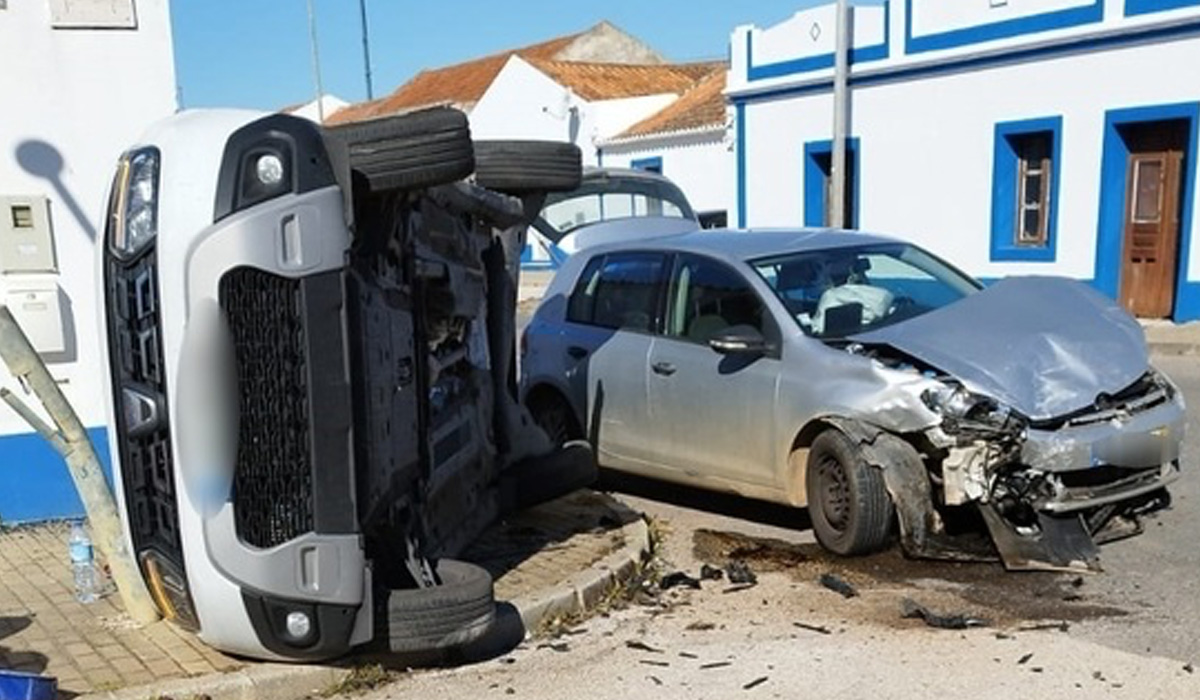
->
<box><xmin>108</xmin><ymin>148</ymin><xmax>161</xmax><ymax>260</ymax></box>
<box><xmin>922</xmin><ymin>383</ymin><xmax>1021</xmax><ymax>433</ymax></box>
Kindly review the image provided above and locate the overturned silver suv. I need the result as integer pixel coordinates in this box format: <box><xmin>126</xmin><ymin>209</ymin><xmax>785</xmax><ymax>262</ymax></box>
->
<box><xmin>98</xmin><ymin>107</ymin><xmax>593</xmax><ymax>661</ymax></box>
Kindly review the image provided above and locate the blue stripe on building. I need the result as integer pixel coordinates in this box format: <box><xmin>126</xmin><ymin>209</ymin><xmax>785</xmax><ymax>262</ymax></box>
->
<box><xmin>0</xmin><ymin>427</ymin><xmax>113</xmax><ymax>524</ymax></box>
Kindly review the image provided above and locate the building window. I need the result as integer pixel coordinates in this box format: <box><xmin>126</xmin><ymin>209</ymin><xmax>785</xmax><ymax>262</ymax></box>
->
<box><xmin>1014</xmin><ymin>132</ymin><xmax>1053</xmax><ymax>247</ymax></box>
<box><xmin>804</xmin><ymin>139</ymin><xmax>859</xmax><ymax>229</ymax></box>
<box><xmin>631</xmin><ymin>156</ymin><xmax>663</xmax><ymax>174</ymax></box>
<box><xmin>990</xmin><ymin>117</ymin><xmax>1062</xmax><ymax>262</ymax></box>
<box><xmin>698</xmin><ymin>210</ymin><xmax>728</xmax><ymax>229</ymax></box>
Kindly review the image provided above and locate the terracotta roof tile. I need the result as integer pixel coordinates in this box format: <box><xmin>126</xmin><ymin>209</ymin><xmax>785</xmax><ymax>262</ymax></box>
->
<box><xmin>616</xmin><ymin>68</ymin><xmax>728</xmax><ymax>139</ymax></box>
<box><xmin>326</xmin><ymin>32</ymin><xmax>580</xmax><ymax>125</ymax></box>
<box><xmin>527</xmin><ymin>59</ymin><xmax>724</xmax><ymax>101</ymax></box>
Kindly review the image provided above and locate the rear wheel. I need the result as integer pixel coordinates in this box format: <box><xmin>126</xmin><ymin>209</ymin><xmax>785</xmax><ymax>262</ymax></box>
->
<box><xmin>326</xmin><ymin>107</ymin><xmax>474</xmax><ymax>193</ymax></box>
<box><xmin>380</xmin><ymin>559</ymin><xmax>496</xmax><ymax>654</ymax></box>
<box><xmin>527</xmin><ymin>390</ymin><xmax>582</xmax><ymax>446</ymax></box>
<box><xmin>474</xmin><ymin>140</ymin><xmax>583</xmax><ymax>194</ymax></box>
<box><xmin>805</xmin><ymin>429</ymin><xmax>894</xmax><ymax>556</ymax></box>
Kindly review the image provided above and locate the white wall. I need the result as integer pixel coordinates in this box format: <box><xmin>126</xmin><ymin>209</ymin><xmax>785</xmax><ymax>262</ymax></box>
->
<box><xmin>601</xmin><ymin>130</ymin><xmax>736</xmax><ymax>218</ymax></box>
<box><xmin>0</xmin><ymin>0</ymin><xmax>177</xmax><ymax>432</ymax></box>
<box><xmin>731</xmin><ymin>0</ymin><xmax>1200</xmax><ymax>294</ymax></box>
<box><xmin>471</xmin><ymin>56</ymin><xmax>687</xmax><ymax>165</ymax></box>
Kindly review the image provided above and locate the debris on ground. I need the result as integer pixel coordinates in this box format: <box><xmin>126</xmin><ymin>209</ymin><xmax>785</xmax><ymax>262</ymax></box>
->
<box><xmin>648</xmin><ymin>675</ymin><xmax>663</xmax><ymax>686</ymax></box>
<box><xmin>819</xmin><ymin>573</ymin><xmax>858</xmax><ymax>598</ymax></box>
<box><xmin>625</xmin><ymin>640</ymin><xmax>664</xmax><ymax>654</ymax></box>
<box><xmin>1018</xmin><ymin>621</ymin><xmax>1070</xmax><ymax>632</ymax></box>
<box><xmin>700</xmin><ymin>661</ymin><xmax>733</xmax><ymax>670</ymax></box>
<box><xmin>793</xmin><ymin>621</ymin><xmax>832</xmax><ymax>635</ymax></box>
<box><xmin>743</xmin><ymin>676</ymin><xmax>769</xmax><ymax>690</ymax></box>
<box><xmin>700</xmin><ymin>564</ymin><xmax>724</xmax><ymax>581</ymax></box>
<box><xmin>660</xmin><ymin>571</ymin><xmax>703</xmax><ymax>591</ymax></box>
<box><xmin>726</xmin><ymin>561</ymin><xmax>758</xmax><ymax>585</ymax></box>
<box><xmin>536</xmin><ymin>642</ymin><xmax>570</xmax><ymax>652</ymax></box>
<box><xmin>1184</xmin><ymin>662</ymin><xmax>1194</xmax><ymax>674</ymax></box>
<box><xmin>679</xmin><ymin>651</ymin><xmax>699</xmax><ymax>659</ymax></box>
<box><xmin>639</xmin><ymin>660</ymin><xmax>670</xmax><ymax>667</ymax></box>
<box><xmin>686</xmin><ymin>621</ymin><xmax>716</xmax><ymax>631</ymax></box>
<box><xmin>1018</xmin><ymin>653</ymin><xmax>1034</xmax><ymax>665</ymax></box>
<box><xmin>900</xmin><ymin>598</ymin><xmax>991</xmax><ymax>629</ymax></box>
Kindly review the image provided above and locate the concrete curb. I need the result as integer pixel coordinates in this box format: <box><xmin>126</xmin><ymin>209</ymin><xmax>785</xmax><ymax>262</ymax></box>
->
<box><xmin>78</xmin><ymin>662</ymin><xmax>348</xmax><ymax>700</ymax></box>
<box><xmin>1149</xmin><ymin>341</ymin><xmax>1200</xmax><ymax>357</ymax></box>
<box><xmin>76</xmin><ymin>515</ymin><xmax>652</xmax><ymax>700</ymax></box>
<box><xmin>508</xmin><ymin>516</ymin><xmax>651</xmax><ymax>633</ymax></box>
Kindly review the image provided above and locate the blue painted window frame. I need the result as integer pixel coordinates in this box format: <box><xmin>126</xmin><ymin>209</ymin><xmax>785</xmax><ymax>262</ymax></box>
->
<box><xmin>990</xmin><ymin>117</ymin><xmax>1062</xmax><ymax>262</ymax></box>
<box><xmin>1126</xmin><ymin>0</ymin><xmax>1200</xmax><ymax>17</ymax></box>
<box><xmin>1094</xmin><ymin>102</ymin><xmax>1200</xmax><ymax>322</ymax></box>
<box><xmin>631</xmin><ymin>156</ymin><xmax>663</xmax><ymax>174</ymax></box>
<box><xmin>803</xmin><ymin>138</ymin><xmax>860</xmax><ymax>229</ymax></box>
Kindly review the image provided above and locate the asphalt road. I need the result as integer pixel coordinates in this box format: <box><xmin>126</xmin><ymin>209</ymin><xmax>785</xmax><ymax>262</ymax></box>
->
<box><xmin>356</xmin><ymin>354</ymin><xmax>1200</xmax><ymax>699</ymax></box>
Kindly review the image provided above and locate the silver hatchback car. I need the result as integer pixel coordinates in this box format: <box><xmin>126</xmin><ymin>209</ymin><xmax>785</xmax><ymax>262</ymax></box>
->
<box><xmin>519</xmin><ymin>229</ymin><xmax>1185</xmax><ymax>571</ymax></box>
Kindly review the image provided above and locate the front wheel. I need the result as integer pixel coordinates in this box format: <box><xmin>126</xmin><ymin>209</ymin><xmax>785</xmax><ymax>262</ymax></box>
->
<box><xmin>805</xmin><ymin>429</ymin><xmax>895</xmax><ymax>556</ymax></box>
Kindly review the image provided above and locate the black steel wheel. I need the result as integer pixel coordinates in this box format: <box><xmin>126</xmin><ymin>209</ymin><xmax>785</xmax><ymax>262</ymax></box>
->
<box><xmin>805</xmin><ymin>429</ymin><xmax>894</xmax><ymax>556</ymax></box>
<box><xmin>474</xmin><ymin>140</ymin><xmax>583</xmax><ymax>194</ymax></box>
<box><xmin>380</xmin><ymin>559</ymin><xmax>496</xmax><ymax>654</ymax></box>
<box><xmin>325</xmin><ymin>107</ymin><xmax>474</xmax><ymax>193</ymax></box>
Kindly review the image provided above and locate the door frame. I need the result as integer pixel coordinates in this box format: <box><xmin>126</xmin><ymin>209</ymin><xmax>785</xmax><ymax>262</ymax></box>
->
<box><xmin>803</xmin><ymin>137</ymin><xmax>860</xmax><ymax>229</ymax></box>
<box><xmin>1095</xmin><ymin>102</ymin><xmax>1200</xmax><ymax>322</ymax></box>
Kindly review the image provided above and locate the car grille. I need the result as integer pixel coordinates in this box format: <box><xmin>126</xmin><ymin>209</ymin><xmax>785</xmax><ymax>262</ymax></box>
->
<box><xmin>1059</xmin><ymin>373</ymin><xmax>1171</xmax><ymax>429</ymax></box>
<box><xmin>104</xmin><ymin>250</ymin><xmax>196</xmax><ymax>628</ymax></box>
<box><xmin>220</xmin><ymin>268</ymin><xmax>315</xmax><ymax>548</ymax></box>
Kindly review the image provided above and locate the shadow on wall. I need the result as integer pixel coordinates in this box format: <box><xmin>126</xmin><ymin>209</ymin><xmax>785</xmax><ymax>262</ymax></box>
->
<box><xmin>14</xmin><ymin>139</ymin><xmax>98</xmax><ymax>242</ymax></box>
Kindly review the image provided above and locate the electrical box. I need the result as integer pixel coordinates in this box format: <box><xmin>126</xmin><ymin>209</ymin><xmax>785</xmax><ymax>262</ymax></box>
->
<box><xmin>49</xmin><ymin>0</ymin><xmax>136</xmax><ymax>29</ymax></box>
<box><xmin>5</xmin><ymin>285</ymin><xmax>67</xmax><ymax>355</ymax></box>
<box><xmin>0</xmin><ymin>196</ymin><xmax>58</xmax><ymax>275</ymax></box>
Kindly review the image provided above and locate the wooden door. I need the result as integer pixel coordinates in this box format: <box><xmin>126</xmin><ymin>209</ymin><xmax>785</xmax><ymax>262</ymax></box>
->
<box><xmin>1120</xmin><ymin>122</ymin><xmax>1187</xmax><ymax>318</ymax></box>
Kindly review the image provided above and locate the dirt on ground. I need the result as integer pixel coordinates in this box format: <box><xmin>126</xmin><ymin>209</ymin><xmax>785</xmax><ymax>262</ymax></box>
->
<box><xmin>689</xmin><ymin>528</ymin><xmax>1127</xmax><ymax>631</ymax></box>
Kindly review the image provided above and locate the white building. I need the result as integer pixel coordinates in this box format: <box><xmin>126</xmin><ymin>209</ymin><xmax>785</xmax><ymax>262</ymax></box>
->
<box><xmin>330</xmin><ymin>23</ymin><xmax>726</xmax><ymax>267</ymax></box>
<box><xmin>0</xmin><ymin>0</ymin><xmax>176</xmax><ymax>521</ymax></box>
<box><xmin>729</xmin><ymin>0</ymin><xmax>1200</xmax><ymax>322</ymax></box>
<box><xmin>599</xmin><ymin>69</ymin><xmax>737</xmax><ymax>228</ymax></box>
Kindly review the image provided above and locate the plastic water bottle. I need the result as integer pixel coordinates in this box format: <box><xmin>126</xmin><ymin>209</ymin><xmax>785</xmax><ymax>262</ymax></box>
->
<box><xmin>68</xmin><ymin>521</ymin><xmax>97</xmax><ymax>603</ymax></box>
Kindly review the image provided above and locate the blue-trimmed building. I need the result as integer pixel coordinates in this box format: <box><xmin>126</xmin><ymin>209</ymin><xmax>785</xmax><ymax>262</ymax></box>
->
<box><xmin>728</xmin><ymin>0</ymin><xmax>1200</xmax><ymax>322</ymax></box>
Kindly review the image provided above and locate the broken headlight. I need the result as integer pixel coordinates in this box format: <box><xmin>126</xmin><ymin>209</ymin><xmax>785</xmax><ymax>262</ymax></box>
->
<box><xmin>922</xmin><ymin>383</ymin><xmax>1020</xmax><ymax>433</ymax></box>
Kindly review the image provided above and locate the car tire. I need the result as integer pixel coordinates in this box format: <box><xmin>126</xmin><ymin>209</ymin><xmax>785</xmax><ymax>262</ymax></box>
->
<box><xmin>474</xmin><ymin>140</ymin><xmax>583</xmax><ymax>193</ymax></box>
<box><xmin>380</xmin><ymin>559</ymin><xmax>496</xmax><ymax>654</ymax></box>
<box><xmin>528</xmin><ymin>390</ymin><xmax>583</xmax><ymax>446</ymax></box>
<box><xmin>326</xmin><ymin>107</ymin><xmax>474</xmax><ymax>193</ymax></box>
<box><xmin>805</xmin><ymin>429</ymin><xmax>895</xmax><ymax>556</ymax></box>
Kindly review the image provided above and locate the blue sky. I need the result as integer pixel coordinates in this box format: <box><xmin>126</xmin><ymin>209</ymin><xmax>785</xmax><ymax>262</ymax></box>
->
<box><xmin>171</xmin><ymin>0</ymin><xmax>828</xmax><ymax>110</ymax></box>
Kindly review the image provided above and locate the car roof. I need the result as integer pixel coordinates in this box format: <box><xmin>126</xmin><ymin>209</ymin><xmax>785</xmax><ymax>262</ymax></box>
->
<box><xmin>583</xmin><ymin>227</ymin><xmax>907</xmax><ymax>263</ymax></box>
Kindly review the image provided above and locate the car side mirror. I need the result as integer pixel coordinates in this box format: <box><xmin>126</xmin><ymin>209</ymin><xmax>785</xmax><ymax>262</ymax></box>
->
<box><xmin>709</xmin><ymin>325</ymin><xmax>769</xmax><ymax>356</ymax></box>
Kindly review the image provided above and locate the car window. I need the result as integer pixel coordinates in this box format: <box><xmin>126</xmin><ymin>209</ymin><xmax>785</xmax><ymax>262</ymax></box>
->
<box><xmin>566</xmin><ymin>252</ymin><xmax>667</xmax><ymax>332</ymax></box>
<box><xmin>666</xmin><ymin>254</ymin><xmax>767</xmax><ymax>344</ymax></box>
<box><xmin>539</xmin><ymin>176</ymin><xmax>694</xmax><ymax>240</ymax></box>
<box><xmin>752</xmin><ymin>243</ymin><xmax>979</xmax><ymax>339</ymax></box>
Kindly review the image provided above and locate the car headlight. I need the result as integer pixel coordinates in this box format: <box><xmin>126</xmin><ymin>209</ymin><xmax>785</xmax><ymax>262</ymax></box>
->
<box><xmin>109</xmin><ymin>148</ymin><xmax>161</xmax><ymax>260</ymax></box>
<box><xmin>921</xmin><ymin>383</ymin><xmax>1019</xmax><ymax>432</ymax></box>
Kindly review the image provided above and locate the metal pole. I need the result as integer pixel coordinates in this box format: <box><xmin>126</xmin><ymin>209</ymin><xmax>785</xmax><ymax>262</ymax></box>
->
<box><xmin>359</xmin><ymin>0</ymin><xmax>374</xmax><ymax>100</ymax></box>
<box><xmin>831</xmin><ymin>0</ymin><xmax>851</xmax><ymax>229</ymax></box>
<box><xmin>0</xmin><ymin>307</ymin><xmax>159</xmax><ymax>624</ymax></box>
<box><xmin>307</xmin><ymin>0</ymin><xmax>326</xmax><ymax>123</ymax></box>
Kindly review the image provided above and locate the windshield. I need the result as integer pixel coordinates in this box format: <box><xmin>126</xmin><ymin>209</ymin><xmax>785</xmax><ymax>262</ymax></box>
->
<box><xmin>752</xmin><ymin>243</ymin><xmax>981</xmax><ymax>339</ymax></box>
<box><xmin>538</xmin><ymin>174</ymin><xmax>696</xmax><ymax>241</ymax></box>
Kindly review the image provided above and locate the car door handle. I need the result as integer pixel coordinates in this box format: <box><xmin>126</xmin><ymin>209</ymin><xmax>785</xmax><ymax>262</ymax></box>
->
<box><xmin>567</xmin><ymin>346</ymin><xmax>589</xmax><ymax>360</ymax></box>
<box><xmin>651</xmin><ymin>361</ymin><xmax>676</xmax><ymax>376</ymax></box>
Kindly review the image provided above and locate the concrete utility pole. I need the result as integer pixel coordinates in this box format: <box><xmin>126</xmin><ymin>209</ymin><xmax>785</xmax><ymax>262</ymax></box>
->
<box><xmin>831</xmin><ymin>0</ymin><xmax>851</xmax><ymax>229</ymax></box>
<box><xmin>0</xmin><ymin>307</ymin><xmax>159</xmax><ymax>624</ymax></box>
<box><xmin>307</xmin><ymin>0</ymin><xmax>326</xmax><ymax>123</ymax></box>
<box><xmin>359</xmin><ymin>0</ymin><xmax>374</xmax><ymax>100</ymax></box>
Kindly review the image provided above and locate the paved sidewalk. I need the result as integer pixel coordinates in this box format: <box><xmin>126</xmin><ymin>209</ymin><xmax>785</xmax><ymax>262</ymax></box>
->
<box><xmin>1142</xmin><ymin>319</ymin><xmax>1200</xmax><ymax>355</ymax></box>
<box><xmin>0</xmin><ymin>491</ymin><xmax>647</xmax><ymax>699</ymax></box>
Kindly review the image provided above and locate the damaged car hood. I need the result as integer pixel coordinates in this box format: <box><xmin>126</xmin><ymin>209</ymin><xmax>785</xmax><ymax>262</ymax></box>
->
<box><xmin>853</xmin><ymin>277</ymin><xmax>1149</xmax><ymax>420</ymax></box>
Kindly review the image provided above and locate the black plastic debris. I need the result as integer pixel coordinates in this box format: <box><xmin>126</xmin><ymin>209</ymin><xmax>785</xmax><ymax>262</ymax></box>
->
<box><xmin>726</xmin><ymin>561</ymin><xmax>758</xmax><ymax>585</ymax></box>
<box><xmin>899</xmin><ymin>598</ymin><xmax>991</xmax><ymax>629</ymax></box>
<box><xmin>700</xmin><ymin>661</ymin><xmax>733</xmax><ymax>670</ymax></box>
<box><xmin>639</xmin><ymin>660</ymin><xmax>670</xmax><ymax>667</ymax></box>
<box><xmin>626</xmin><ymin>640</ymin><xmax>664</xmax><ymax>654</ymax></box>
<box><xmin>686</xmin><ymin>621</ymin><xmax>716</xmax><ymax>631</ymax></box>
<box><xmin>819</xmin><ymin>573</ymin><xmax>858</xmax><ymax>598</ymax></box>
<box><xmin>743</xmin><ymin>676</ymin><xmax>769</xmax><ymax>690</ymax></box>
<box><xmin>793</xmin><ymin>621</ymin><xmax>832</xmax><ymax>635</ymax></box>
<box><xmin>660</xmin><ymin>571</ymin><xmax>702</xmax><ymax>591</ymax></box>
<box><xmin>1018</xmin><ymin>653</ymin><xmax>1034</xmax><ymax>665</ymax></box>
<box><xmin>537</xmin><ymin>642</ymin><xmax>570</xmax><ymax>652</ymax></box>
<box><xmin>1184</xmin><ymin>663</ymin><xmax>1195</xmax><ymax>674</ymax></box>
<box><xmin>700</xmin><ymin>564</ymin><xmax>724</xmax><ymax>581</ymax></box>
